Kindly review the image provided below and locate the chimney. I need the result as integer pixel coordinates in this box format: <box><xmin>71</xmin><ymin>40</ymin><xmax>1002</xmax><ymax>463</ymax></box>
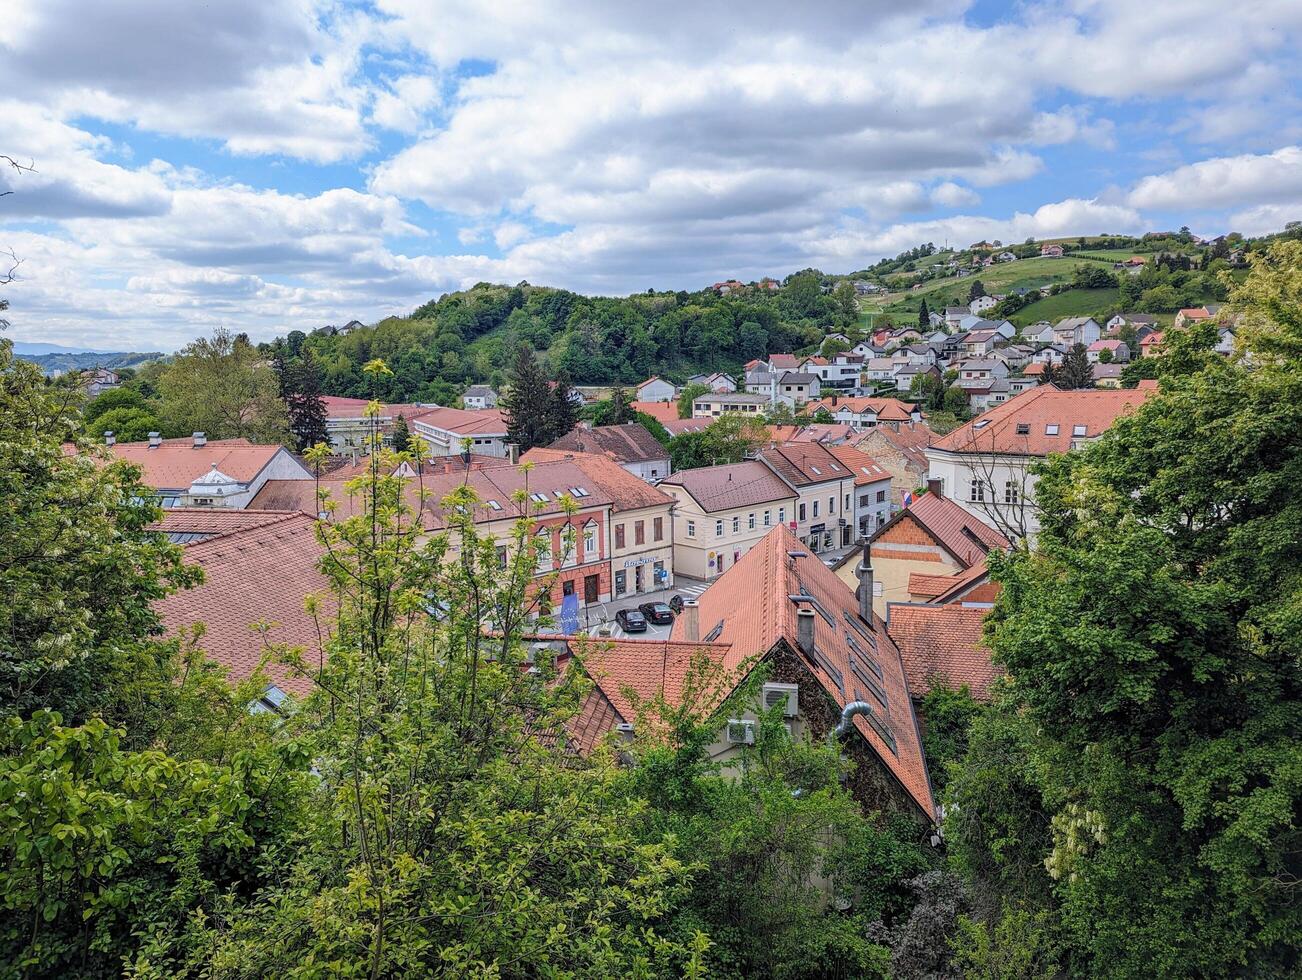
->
<box><xmin>856</xmin><ymin>543</ymin><xmax>874</xmax><ymax>622</ymax></box>
<box><xmin>682</xmin><ymin>599</ymin><xmax>700</xmax><ymax>642</ymax></box>
<box><xmin>927</xmin><ymin>477</ymin><xmax>943</xmax><ymax>498</ymax></box>
<box><xmin>192</xmin><ymin>431</ymin><xmax>207</xmax><ymax>448</ymax></box>
<box><xmin>796</xmin><ymin>607</ymin><xmax>816</xmax><ymax>654</ymax></box>
<box><xmin>147</xmin><ymin>431</ymin><xmax>162</xmax><ymax>449</ymax></box>
<box><xmin>103</xmin><ymin>431</ymin><xmax>115</xmax><ymax>447</ymax></box>
<box><xmin>831</xmin><ymin>393</ymin><xmax>839</xmax><ymax>407</ymax></box>
<box><xmin>507</xmin><ymin>442</ymin><xmax>520</xmax><ymax>465</ymax></box>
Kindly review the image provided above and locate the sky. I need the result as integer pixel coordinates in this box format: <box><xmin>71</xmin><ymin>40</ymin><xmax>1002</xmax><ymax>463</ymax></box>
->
<box><xmin>2</xmin><ymin>0</ymin><xmax>1301</xmax><ymax>351</ymax></box>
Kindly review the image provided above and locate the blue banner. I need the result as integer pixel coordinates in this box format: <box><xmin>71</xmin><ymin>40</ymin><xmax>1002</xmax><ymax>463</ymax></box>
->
<box><xmin>559</xmin><ymin>592</ymin><xmax>581</xmax><ymax>634</ymax></box>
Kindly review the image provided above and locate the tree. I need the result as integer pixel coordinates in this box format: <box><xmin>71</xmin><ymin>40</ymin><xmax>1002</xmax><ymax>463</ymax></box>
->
<box><xmin>942</xmin><ymin>384</ymin><xmax>970</xmax><ymax>415</ymax></box>
<box><xmin>609</xmin><ymin>386</ymin><xmax>634</xmax><ymax>424</ymax></box>
<box><xmin>1048</xmin><ymin>343</ymin><xmax>1091</xmax><ymax>389</ymax></box>
<box><xmin>501</xmin><ymin>346</ymin><xmax>554</xmax><ymax>452</ymax></box>
<box><xmin>0</xmin><ymin>341</ymin><xmax>198</xmax><ymax>730</ymax></box>
<box><xmin>277</xmin><ymin>351</ymin><xmax>329</xmax><ymax>451</ymax></box>
<box><xmin>1097</xmin><ymin>347</ymin><xmax>1113</xmax><ymax>364</ymax></box>
<box><xmin>946</xmin><ymin>243</ymin><xmax>1302</xmax><ymax>975</ymax></box>
<box><xmin>92</xmin><ymin>405</ymin><xmax>161</xmax><ymax>442</ymax></box>
<box><xmin>918</xmin><ymin>299</ymin><xmax>931</xmax><ymax>330</ymax></box>
<box><xmin>83</xmin><ymin>386</ymin><xmax>146</xmax><ymax>424</ymax></box>
<box><xmin>677</xmin><ymin>382</ymin><xmax>710</xmax><ymax>419</ymax></box>
<box><xmin>547</xmin><ymin>370</ymin><xmax>581</xmax><ymax>442</ymax></box>
<box><xmin>390</xmin><ymin>413</ymin><xmax>411</xmax><ymax>453</ymax></box>
<box><xmin>157</xmin><ymin>327</ymin><xmax>289</xmax><ymax>443</ymax></box>
<box><xmin>969</xmin><ymin>280</ymin><xmax>987</xmax><ymax>302</ymax></box>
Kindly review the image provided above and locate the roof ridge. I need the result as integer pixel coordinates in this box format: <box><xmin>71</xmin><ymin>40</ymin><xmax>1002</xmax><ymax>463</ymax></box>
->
<box><xmin>181</xmin><ymin>511</ymin><xmax>316</xmax><ymax>551</ymax></box>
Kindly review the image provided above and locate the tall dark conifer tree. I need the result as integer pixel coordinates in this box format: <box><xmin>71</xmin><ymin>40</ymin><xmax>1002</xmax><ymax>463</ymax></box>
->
<box><xmin>278</xmin><ymin>352</ymin><xmax>329</xmax><ymax>451</ymax></box>
<box><xmin>547</xmin><ymin>371</ymin><xmax>581</xmax><ymax>443</ymax></box>
<box><xmin>502</xmin><ymin>347</ymin><xmax>553</xmax><ymax>452</ymax></box>
<box><xmin>917</xmin><ymin>299</ymin><xmax>930</xmax><ymax>330</ymax></box>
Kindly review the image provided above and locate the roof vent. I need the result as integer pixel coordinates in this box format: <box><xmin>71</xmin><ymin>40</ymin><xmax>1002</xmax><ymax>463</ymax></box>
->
<box><xmin>192</xmin><ymin>431</ymin><xmax>207</xmax><ymax>448</ymax></box>
<box><xmin>147</xmin><ymin>431</ymin><xmax>162</xmax><ymax>448</ymax></box>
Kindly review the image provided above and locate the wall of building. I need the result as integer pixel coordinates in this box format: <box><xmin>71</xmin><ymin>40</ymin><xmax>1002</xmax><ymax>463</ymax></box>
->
<box><xmin>868</xmin><ymin>516</ymin><xmax>962</xmax><ymax>618</ymax></box>
<box><xmin>663</xmin><ymin>487</ymin><xmax>794</xmax><ymax>579</ymax></box>
<box><xmin>925</xmin><ymin>449</ymin><xmax>1039</xmax><ymax>537</ymax></box>
<box><xmin>609</xmin><ymin>504</ymin><xmax>674</xmax><ymax>596</ymax></box>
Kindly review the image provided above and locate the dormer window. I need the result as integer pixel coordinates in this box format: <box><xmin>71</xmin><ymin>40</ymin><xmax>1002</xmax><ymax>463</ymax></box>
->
<box><xmin>1045</xmin><ymin>423</ymin><xmax>1059</xmax><ymax>435</ymax></box>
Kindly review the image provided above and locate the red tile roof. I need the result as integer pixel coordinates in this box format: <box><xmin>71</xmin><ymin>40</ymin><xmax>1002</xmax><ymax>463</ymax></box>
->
<box><xmin>519</xmin><ymin>450</ymin><xmax>674</xmax><ymax>513</ymax></box>
<box><xmin>758</xmin><ymin>441</ymin><xmax>850</xmax><ymax>487</ymax></box>
<box><xmin>149</xmin><ymin>508</ymin><xmax>305</xmax><ymax>543</ymax></box>
<box><xmin>660</xmin><ymin>417</ymin><xmax>711</xmax><ymax>436</ymax></box>
<box><xmin>856</xmin><ymin>420</ymin><xmax>933</xmax><ymax>471</ymax></box>
<box><xmin>906</xmin><ymin>571</ymin><xmax>956</xmax><ymax>599</ymax></box>
<box><xmin>668</xmin><ymin>524</ymin><xmax>935</xmax><ymax>820</ymax></box>
<box><xmin>155</xmin><ymin>513</ymin><xmax>332</xmax><ymax>697</ymax></box>
<box><xmin>826</xmin><ymin>443</ymin><xmax>890</xmax><ymax>486</ymax></box>
<box><xmin>546</xmin><ymin>422</ymin><xmax>668</xmax><ymax>465</ymax></box>
<box><xmin>629</xmin><ymin>400</ymin><xmax>680</xmax><ymax>424</ymax></box>
<box><xmin>409</xmin><ymin>405</ymin><xmax>508</xmax><ymax>435</ymax></box>
<box><xmin>803</xmin><ymin>396</ymin><xmax>918</xmax><ymax>422</ymax></box>
<box><xmin>931</xmin><ymin>385</ymin><xmax>1151</xmax><ymax>456</ymax></box>
<box><xmin>878</xmin><ymin>490</ymin><xmax>1010</xmax><ymax>568</ymax></box>
<box><xmin>930</xmin><ymin>559</ymin><xmax>996</xmax><ymax>605</ymax></box>
<box><xmin>659</xmin><ymin>460</ymin><xmax>794</xmax><ymax>512</ymax></box>
<box><xmin>319</xmin><ymin>395</ymin><xmax>431</xmax><ymax>421</ymax></box>
<box><xmin>108</xmin><ymin>439</ymin><xmax>296</xmax><ymax>490</ymax></box>
<box><xmin>768</xmin><ymin>353</ymin><xmax>800</xmax><ymax>369</ymax></box>
<box><xmin>886</xmin><ymin>604</ymin><xmax>998</xmax><ymax>700</ymax></box>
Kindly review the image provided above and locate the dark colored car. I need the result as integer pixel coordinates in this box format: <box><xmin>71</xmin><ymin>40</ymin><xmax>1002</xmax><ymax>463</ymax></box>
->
<box><xmin>638</xmin><ymin>601</ymin><xmax>675</xmax><ymax>625</ymax></box>
<box><xmin>668</xmin><ymin>594</ymin><xmax>685</xmax><ymax>614</ymax></box>
<box><xmin>615</xmin><ymin>608</ymin><xmax>648</xmax><ymax>632</ymax></box>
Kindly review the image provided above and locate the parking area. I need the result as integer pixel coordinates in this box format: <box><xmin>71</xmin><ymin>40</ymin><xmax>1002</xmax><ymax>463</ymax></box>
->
<box><xmin>593</xmin><ymin>577</ymin><xmax>710</xmax><ymax>640</ymax></box>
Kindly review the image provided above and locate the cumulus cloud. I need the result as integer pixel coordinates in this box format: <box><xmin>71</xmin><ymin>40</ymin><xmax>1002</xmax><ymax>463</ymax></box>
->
<box><xmin>1128</xmin><ymin>146</ymin><xmax>1302</xmax><ymax>211</ymax></box>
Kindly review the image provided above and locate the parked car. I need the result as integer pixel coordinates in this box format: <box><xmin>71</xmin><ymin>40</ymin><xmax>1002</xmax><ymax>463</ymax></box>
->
<box><xmin>638</xmin><ymin>601</ymin><xmax>674</xmax><ymax>625</ymax></box>
<box><xmin>668</xmin><ymin>594</ymin><xmax>685</xmax><ymax>614</ymax></box>
<box><xmin>615</xmin><ymin>608</ymin><xmax>648</xmax><ymax>633</ymax></box>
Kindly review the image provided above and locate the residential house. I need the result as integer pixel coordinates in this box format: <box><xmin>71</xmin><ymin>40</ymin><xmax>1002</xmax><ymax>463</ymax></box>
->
<box><xmin>767</xmin><ymin>353</ymin><xmax>801</xmax><ymax>373</ymax></box>
<box><xmin>1053</xmin><ymin>317</ymin><xmax>1102</xmax><ymax>348</ymax></box>
<box><xmin>1031</xmin><ymin>344</ymin><xmax>1067</xmax><ymax>365</ymax></box>
<box><xmin>1139</xmin><ymin>332</ymin><xmax>1166</xmax><ymax>357</ymax></box>
<box><xmin>635</xmin><ymin>376</ymin><xmax>677</xmax><ymax>402</ymax></box>
<box><xmin>772</xmin><ymin>371</ymin><xmax>822</xmax><ymax>408</ymax></box>
<box><xmin>955</xmin><ymin>359</ymin><xmax>1009</xmax><ymax>388</ymax></box>
<box><xmin>410</xmin><ymin>406</ymin><xmax>512</xmax><ymax>458</ymax></box>
<box><xmin>943</xmin><ymin>306</ymin><xmax>971</xmax><ymax>330</ymax></box>
<box><xmin>1040</xmin><ymin>243</ymin><xmax>1064</xmax><ymax>257</ymax></box>
<box><xmin>320</xmin><ymin>395</ymin><xmax>432</xmax><ymax>452</ymax></box>
<box><xmin>1025</xmin><ymin>321</ymin><xmax>1057</xmax><ymax>344</ymax></box>
<box><xmin>967</xmin><ymin>378</ymin><xmax>1013</xmax><ymax>413</ymax></box>
<box><xmin>851</xmin><ymin>341</ymin><xmax>886</xmax><ymax>359</ymax></box>
<box><xmin>545</xmin><ymin>421</ymin><xmax>672</xmax><ymax>481</ymax></box>
<box><xmin>1105</xmin><ymin>313</ymin><xmax>1158</xmax><ymax>332</ymax></box>
<box><xmin>82</xmin><ymin>368</ymin><xmax>121</xmax><ymax>398</ymax></box>
<box><xmin>893</xmin><ymin>343</ymin><xmax>939</xmax><ymax>367</ymax></box>
<box><xmin>1174</xmin><ymin>306</ymin><xmax>1213</xmax><ymax>329</ymax></box>
<box><xmin>801</xmin><ymin>395</ymin><xmax>922</xmax><ymax>430</ymax></box>
<box><xmin>988</xmin><ymin>345</ymin><xmax>1031</xmax><ymax>371</ymax></box>
<box><xmin>692</xmin><ymin>392</ymin><xmax>771</xmax><ymax>417</ymax></box>
<box><xmin>803</xmin><ymin>352</ymin><xmax>864</xmax><ymax>392</ymax></box>
<box><xmin>658</xmin><ymin>461</ymin><xmax>796</xmax><ymax>578</ymax></box>
<box><xmin>963</xmin><ymin>330</ymin><xmax>1001</xmax><ymax>357</ymax></box>
<box><xmin>1214</xmin><ymin>324</ymin><xmax>1236</xmax><ymax>355</ymax></box>
<box><xmin>997</xmin><ymin>251</ymin><xmax>1017</xmax><ymax>262</ymax></box>
<box><xmin>758</xmin><ymin>441</ymin><xmax>858</xmax><ymax>552</ymax></box>
<box><xmin>941</xmin><ymin>332</ymin><xmax>969</xmax><ymax>361</ymax></box>
<box><xmin>969</xmin><ymin>295</ymin><xmax>997</xmax><ymax>314</ymax></box>
<box><xmin>836</xmin><ymin>480</ymin><xmax>1008</xmax><ymax>619</ymax></box>
<box><xmin>1086</xmin><ymin>339</ymin><xmax>1130</xmax><ymax>363</ymax></box>
<box><xmin>828</xmin><ymin>443</ymin><xmax>893</xmax><ymax>539</ymax></box>
<box><xmin>743</xmin><ymin>368</ymin><xmax>775</xmax><ymax>394</ymax></box>
<box><xmin>925</xmin><ymin>385</ymin><xmax>1153</xmax><ymax>538</ymax></box>
<box><xmin>659</xmin><ymin>417</ymin><xmax>711</xmax><ymax>438</ymax></box>
<box><xmin>890</xmin><ymin>328</ymin><xmax>924</xmax><ymax>345</ymax></box>
<box><xmin>567</xmin><ymin>524</ymin><xmax>936</xmax><ymax>822</ymax></box>
<box><xmin>1007</xmin><ymin>374</ymin><xmax>1041</xmax><ymax>395</ymax></box>
<box><xmin>711</xmin><ymin>279</ymin><xmax>745</xmax><ymax>295</ymax></box>
<box><xmin>105</xmin><ymin>434</ymin><xmax>312</xmax><ymax>509</ymax></box>
<box><xmin>894</xmin><ymin>363</ymin><xmax>941</xmax><ymax>394</ymax></box>
<box><xmin>689</xmin><ymin>372</ymin><xmax>737</xmax><ymax>393</ymax></box>
<box><xmin>864</xmin><ymin>357</ymin><xmax>899</xmax><ymax>385</ymax></box>
<box><xmin>885</xmin><ymin>602</ymin><xmax>999</xmax><ymax>702</ymax></box>
<box><xmin>856</xmin><ymin>421</ymin><xmax>933</xmax><ymax>507</ymax></box>
<box><xmin>461</xmin><ymin>385</ymin><xmax>499</xmax><ymax>410</ymax></box>
<box><xmin>523</xmin><ymin>448</ymin><xmax>676</xmax><ymax>597</ymax></box>
<box><xmin>1091</xmin><ymin>363</ymin><xmax>1124</xmax><ymax>388</ymax></box>
<box><xmin>629</xmin><ymin>400</ymin><xmax>680</xmax><ymax>424</ymax></box>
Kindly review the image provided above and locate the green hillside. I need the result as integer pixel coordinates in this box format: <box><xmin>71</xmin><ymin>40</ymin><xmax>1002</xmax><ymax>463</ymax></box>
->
<box><xmin>879</xmin><ymin>256</ymin><xmax>1084</xmax><ymax>313</ymax></box>
<box><xmin>1007</xmin><ymin>288</ymin><xmax>1120</xmax><ymax>327</ymax></box>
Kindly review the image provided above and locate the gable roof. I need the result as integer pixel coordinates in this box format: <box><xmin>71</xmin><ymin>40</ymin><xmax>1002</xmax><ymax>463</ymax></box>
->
<box><xmin>108</xmin><ymin>438</ymin><xmax>299</xmax><ymax>491</ymax></box>
<box><xmin>409</xmin><ymin>405</ymin><xmax>508</xmax><ymax>436</ymax></box>
<box><xmin>857</xmin><ymin>421</ymin><xmax>933</xmax><ymax>470</ymax></box>
<box><xmin>768</xmin><ymin>353</ymin><xmax>800</xmax><ymax>369</ymax></box>
<box><xmin>148</xmin><ymin>507</ymin><xmax>306</xmax><ymax>544</ymax></box>
<box><xmin>874</xmin><ymin>489</ymin><xmax>1010</xmax><ymax>568</ymax></box>
<box><xmin>658</xmin><ymin>460</ymin><xmax>794</xmax><ymax>512</ymax></box>
<box><xmin>629</xmin><ymin>400</ymin><xmax>680</xmax><ymax>423</ymax></box>
<box><xmin>547</xmin><ymin>422</ymin><xmax>667</xmax><ymax>464</ymax></box>
<box><xmin>518</xmin><ymin>449</ymin><xmax>673</xmax><ymax>512</ymax></box>
<box><xmin>826</xmin><ymin>443</ymin><xmax>890</xmax><ymax>486</ymax></box>
<box><xmin>759</xmin><ymin>441</ymin><xmax>850</xmax><ymax>488</ymax></box>
<box><xmin>668</xmin><ymin>524</ymin><xmax>935</xmax><ymax>819</ymax></box>
<box><xmin>803</xmin><ymin>396</ymin><xmax>917</xmax><ymax>422</ymax></box>
<box><xmin>931</xmin><ymin>385</ymin><xmax>1151</xmax><ymax>456</ymax></box>
<box><xmin>886</xmin><ymin>604</ymin><xmax>998</xmax><ymax>701</ymax></box>
<box><xmin>155</xmin><ymin>513</ymin><xmax>331</xmax><ymax>697</ymax></box>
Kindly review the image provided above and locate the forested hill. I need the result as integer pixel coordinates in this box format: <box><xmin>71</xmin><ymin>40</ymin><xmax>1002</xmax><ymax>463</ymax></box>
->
<box><xmin>264</xmin><ymin>274</ymin><xmax>860</xmax><ymax>404</ymax></box>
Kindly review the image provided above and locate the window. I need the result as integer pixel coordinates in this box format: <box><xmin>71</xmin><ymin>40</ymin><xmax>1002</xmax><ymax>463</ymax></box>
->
<box><xmin>614</xmin><ymin>570</ymin><xmax>627</xmax><ymax>596</ymax></box>
<box><xmin>535</xmin><ymin>530</ymin><xmax>552</xmax><ymax>573</ymax></box>
<box><xmin>496</xmin><ymin>546</ymin><xmax>508</xmax><ymax>569</ymax></box>
<box><xmin>876</xmin><ymin>490</ymin><xmax>886</xmax><ymax>503</ymax></box>
<box><xmin>779</xmin><ymin>507</ymin><xmax>786</xmax><ymax>524</ymax></box>
<box><xmin>829</xmin><ymin>496</ymin><xmax>836</xmax><ymax>514</ymax></box>
<box><xmin>845</xmin><ymin>493</ymin><xmax>851</xmax><ymax>511</ymax></box>
<box><xmin>859</xmin><ymin>494</ymin><xmax>870</xmax><ymax>508</ymax></box>
<box><xmin>716</xmin><ymin>519</ymin><xmax>724</xmax><ymax>537</ymax></box>
<box><xmin>1045</xmin><ymin>423</ymin><xmax>1059</xmax><ymax>435</ymax></box>
<box><xmin>1072</xmin><ymin>424</ymin><xmax>1087</xmax><ymax>437</ymax></box>
<box><xmin>653</xmin><ymin>516</ymin><xmax>664</xmax><ymax>541</ymax></box>
<box><xmin>615</xmin><ymin>524</ymin><xmax>625</xmax><ymax>549</ymax></box>
<box><xmin>763</xmin><ymin>510</ymin><xmax>771</xmax><ymax>526</ymax></box>
<box><xmin>583</xmin><ymin>521</ymin><xmax>599</xmax><ymax>559</ymax></box>
<box><xmin>1016</xmin><ymin>422</ymin><xmax>1030</xmax><ymax>434</ymax></box>
<box><xmin>634</xmin><ymin>520</ymin><xmax>645</xmax><ymax>545</ymax></box>
<box><xmin>1004</xmin><ymin>481</ymin><xmax>1020</xmax><ymax>504</ymax></box>
<box><xmin>748</xmin><ymin>513</ymin><xmax>756</xmax><ymax>529</ymax></box>
<box><xmin>812</xmin><ymin>500</ymin><xmax>820</xmax><ymax>518</ymax></box>
<box><xmin>687</xmin><ymin>520</ymin><xmax>696</xmax><ymax>538</ymax></box>
<box><xmin>970</xmin><ymin>479</ymin><xmax>986</xmax><ymax>502</ymax></box>
<box><xmin>732</xmin><ymin>516</ymin><xmax>740</xmax><ymax>533</ymax></box>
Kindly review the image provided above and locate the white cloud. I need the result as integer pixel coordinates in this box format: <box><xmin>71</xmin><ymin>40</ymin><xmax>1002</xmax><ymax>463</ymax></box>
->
<box><xmin>1128</xmin><ymin>146</ymin><xmax>1302</xmax><ymax>211</ymax></box>
<box><xmin>930</xmin><ymin>182</ymin><xmax>981</xmax><ymax>208</ymax></box>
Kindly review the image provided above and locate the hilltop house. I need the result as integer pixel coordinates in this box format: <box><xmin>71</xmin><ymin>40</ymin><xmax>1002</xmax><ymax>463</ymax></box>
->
<box><xmin>461</xmin><ymin>385</ymin><xmax>499</xmax><ymax>409</ymax></box>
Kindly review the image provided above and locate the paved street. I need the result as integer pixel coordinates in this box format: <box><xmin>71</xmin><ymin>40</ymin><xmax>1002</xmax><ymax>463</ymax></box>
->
<box><xmin>590</xmin><ymin>576</ymin><xmax>710</xmax><ymax>640</ymax></box>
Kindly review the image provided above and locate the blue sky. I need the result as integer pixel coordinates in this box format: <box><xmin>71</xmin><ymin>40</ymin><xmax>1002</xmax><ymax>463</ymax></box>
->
<box><xmin>2</xmin><ymin>0</ymin><xmax>1301</xmax><ymax>350</ymax></box>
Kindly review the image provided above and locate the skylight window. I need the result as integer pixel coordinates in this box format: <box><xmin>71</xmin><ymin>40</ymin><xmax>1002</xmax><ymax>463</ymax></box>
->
<box><xmin>573</xmin><ymin>486</ymin><xmax>590</xmax><ymax>497</ymax></box>
<box><xmin>1016</xmin><ymin>422</ymin><xmax>1030</xmax><ymax>434</ymax></box>
<box><xmin>828</xmin><ymin>462</ymin><xmax>841</xmax><ymax>470</ymax></box>
<box><xmin>1073</xmin><ymin>424</ymin><xmax>1087</xmax><ymax>437</ymax></box>
<box><xmin>810</xmin><ymin>466</ymin><xmax>822</xmax><ymax>475</ymax></box>
<box><xmin>487</xmin><ymin>499</ymin><xmax>502</xmax><ymax>510</ymax></box>
<box><xmin>529</xmin><ymin>492</ymin><xmax>548</xmax><ymax>503</ymax></box>
<box><xmin>973</xmin><ymin>419</ymin><xmax>990</xmax><ymax>429</ymax></box>
<box><xmin>552</xmin><ymin>489</ymin><xmax>565</xmax><ymax>499</ymax></box>
<box><xmin>1045</xmin><ymin>423</ymin><xmax>1059</xmax><ymax>435</ymax></box>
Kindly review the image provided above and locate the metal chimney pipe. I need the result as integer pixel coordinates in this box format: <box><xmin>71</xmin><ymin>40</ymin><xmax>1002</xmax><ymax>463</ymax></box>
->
<box><xmin>796</xmin><ymin>607</ymin><xmax>816</xmax><ymax>653</ymax></box>
<box><xmin>831</xmin><ymin>700</ymin><xmax>875</xmax><ymax>740</ymax></box>
<box><xmin>682</xmin><ymin>599</ymin><xmax>700</xmax><ymax>642</ymax></box>
<box><xmin>857</xmin><ymin>544</ymin><xmax>874</xmax><ymax>623</ymax></box>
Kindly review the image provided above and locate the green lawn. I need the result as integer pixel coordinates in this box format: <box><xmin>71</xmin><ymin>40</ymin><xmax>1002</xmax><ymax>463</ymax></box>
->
<box><xmin>1008</xmin><ymin>288</ymin><xmax>1120</xmax><ymax>327</ymax></box>
<box><xmin>880</xmin><ymin>256</ymin><xmax>1083</xmax><ymax>313</ymax></box>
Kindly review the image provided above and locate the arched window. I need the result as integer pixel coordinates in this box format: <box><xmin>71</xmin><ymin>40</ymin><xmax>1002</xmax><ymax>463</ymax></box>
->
<box><xmin>535</xmin><ymin>528</ymin><xmax>553</xmax><ymax>574</ymax></box>
<box><xmin>582</xmin><ymin>520</ymin><xmax>599</xmax><ymax>561</ymax></box>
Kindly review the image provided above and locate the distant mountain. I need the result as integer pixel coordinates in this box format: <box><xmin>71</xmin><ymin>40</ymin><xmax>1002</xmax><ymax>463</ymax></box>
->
<box><xmin>10</xmin><ymin>340</ymin><xmax>115</xmax><ymax>355</ymax></box>
<box><xmin>12</xmin><ymin>349</ymin><xmax>164</xmax><ymax>375</ymax></box>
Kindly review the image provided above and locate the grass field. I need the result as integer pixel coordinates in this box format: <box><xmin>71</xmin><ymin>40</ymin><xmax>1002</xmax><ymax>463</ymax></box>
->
<box><xmin>1007</xmin><ymin>288</ymin><xmax>1120</xmax><ymax>327</ymax></box>
<box><xmin>879</xmin><ymin>256</ymin><xmax>1083</xmax><ymax>313</ymax></box>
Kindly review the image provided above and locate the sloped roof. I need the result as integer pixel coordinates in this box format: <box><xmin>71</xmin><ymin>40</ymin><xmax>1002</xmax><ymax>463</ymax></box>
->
<box><xmin>768</xmin><ymin>353</ymin><xmax>800</xmax><ymax>369</ymax></box>
<box><xmin>667</xmin><ymin>524</ymin><xmax>935</xmax><ymax>819</ymax></box>
<box><xmin>759</xmin><ymin>441</ymin><xmax>850</xmax><ymax>487</ymax></box>
<box><xmin>148</xmin><ymin>507</ymin><xmax>305</xmax><ymax>544</ymax></box>
<box><xmin>658</xmin><ymin>460</ymin><xmax>794</xmax><ymax>512</ymax></box>
<box><xmin>630</xmin><ymin>400</ymin><xmax>680</xmax><ymax>423</ymax></box>
<box><xmin>108</xmin><ymin>439</ymin><xmax>298</xmax><ymax>491</ymax></box>
<box><xmin>320</xmin><ymin>395</ymin><xmax>431</xmax><ymax>421</ymax></box>
<box><xmin>547</xmin><ymin>423</ymin><xmax>668</xmax><ymax>464</ymax></box>
<box><xmin>931</xmin><ymin>385</ymin><xmax>1151</xmax><ymax>456</ymax></box>
<box><xmin>660</xmin><ymin>418</ymin><xmax>711</xmax><ymax>437</ymax></box>
<box><xmin>409</xmin><ymin>406</ymin><xmax>508</xmax><ymax>435</ymax></box>
<box><xmin>803</xmin><ymin>396</ymin><xmax>917</xmax><ymax>422</ymax></box>
<box><xmin>887</xmin><ymin>604</ymin><xmax>998</xmax><ymax>701</ymax></box>
<box><xmin>875</xmin><ymin>489</ymin><xmax>1009</xmax><ymax>568</ymax></box>
<box><xmin>826</xmin><ymin>443</ymin><xmax>890</xmax><ymax>486</ymax></box>
<box><xmin>519</xmin><ymin>449</ymin><xmax>674</xmax><ymax>512</ymax></box>
<box><xmin>857</xmin><ymin>421</ymin><xmax>933</xmax><ymax>471</ymax></box>
<box><xmin>155</xmin><ymin>513</ymin><xmax>332</xmax><ymax>697</ymax></box>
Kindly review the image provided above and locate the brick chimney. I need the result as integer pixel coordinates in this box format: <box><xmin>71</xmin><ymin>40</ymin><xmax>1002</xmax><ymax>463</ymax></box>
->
<box><xmin>681</xmin><ymin>599</ymin><xmax>700</xmax><ymax>642</ymax></box>
<box><xmin>927</xmin><ymin>477</ymin><xmax>943</xmax><ymax>498</ymax></box>
<box><xmin>796</xmin><ymin>607</ymin><xmax>816</xmax><ymax>654</ymax></box>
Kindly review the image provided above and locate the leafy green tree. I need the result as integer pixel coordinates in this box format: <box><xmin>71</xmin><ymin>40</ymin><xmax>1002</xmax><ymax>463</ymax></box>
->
<box><xmin>947</xmin><ymin>244</ymin><xmax>1302</xmax><ymax>975</ymax></box>
<box><xmin>157</xmin><ymin>327</ymin><xmax>289</xmax><ymax>443</ymax></box>
<box><xmin>0</xmin><ymin>341</ymin><xmax>198</xmax><ymax>730</ymax></box>
<box><xmin>677</xmin><ymin>382</ymin><xmax>710</xmax><ymax>419</ymax></box>
<box><xmin>92</xmin><ymin>405</ymin><xmax>161</xmax><ymax>442</ymax></box>
<box><xmin>918</xmin><ymin>683</ymin><xmax>984</xmax><ymax>793</ymax></box>
<box><xmin>83</xmin><ymin>385</ymin><xmax>146</xmax><ymax>424</ymax></box>
<box><xmin>942</xmin><ymin>384</ymin><xmax>970</xmax><ymax>415</ymax></box>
